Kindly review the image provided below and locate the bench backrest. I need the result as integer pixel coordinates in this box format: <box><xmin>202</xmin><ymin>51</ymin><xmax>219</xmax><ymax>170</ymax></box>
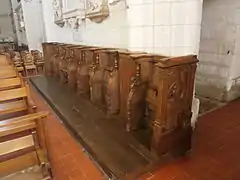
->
<box><xmin>0</xmin><ymin>87</ymin><xmax>27</xmax><ymax>102</ymax></box>
<box><xmin>0</xmin><ymin>111</ymin><xmax>49</xmax><ymax>177</ymax></box>
<box><xmin>0</xmin><ymin>87</ymin><xmax>28</xmax><ymax>116</ymax></box>
<box><xmin>0</xmin><ymin>71</ymin><xmax>17</xmax><ymax>79</ymax></box>
<box><xmin>0</xmin><ymin>77</ymin><xmax>23</xmax><ymax>91</ymax></box>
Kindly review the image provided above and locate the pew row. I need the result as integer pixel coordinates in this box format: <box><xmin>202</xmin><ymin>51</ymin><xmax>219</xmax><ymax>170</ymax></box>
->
<box><xmin>0</xmin><ymin>65</ymin><xmax>52</xmax><ymax>178</ymax></box>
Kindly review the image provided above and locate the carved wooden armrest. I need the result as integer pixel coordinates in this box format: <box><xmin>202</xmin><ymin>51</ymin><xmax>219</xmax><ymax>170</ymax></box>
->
<box><xmin>155</xmin><ymin>55</ymin><xmax>198</xmax><ymax>68</ymax></box>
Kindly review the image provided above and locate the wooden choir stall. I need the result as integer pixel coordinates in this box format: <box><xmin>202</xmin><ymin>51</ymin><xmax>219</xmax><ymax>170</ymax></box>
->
<box><xmin>30</xmin><ymin>42</ymin><xmax>199</xmax><ymax>179</ymax></box>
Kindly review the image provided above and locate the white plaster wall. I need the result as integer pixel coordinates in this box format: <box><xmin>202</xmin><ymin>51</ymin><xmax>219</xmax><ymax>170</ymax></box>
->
<box><xmin>41</xmin><ymin>0</ymin><xmax>129</xmax><ymax>47</ymax></box>
<box><xmin>127</xmin><ymin>0</ymin><xmax>202</xmax><ymax>56</ymax></box>
<box><xmin>41</xmin><ymin>0</ymin><xmax>203</xmax><ymax>56</ymax></box>
<box><xmin>197</xmin><ymin>0</ymin><xmax>240</xmax><ymax>101</ymax></box>
<box><xmin>0</xmin><ymin>0</ymin><xmax>15</xmax><ymax>39</ymax></box>
<box><xmin>21</xmin><ymin>0</ymin><xmax>45</xmax><ymax>51</ymax></box>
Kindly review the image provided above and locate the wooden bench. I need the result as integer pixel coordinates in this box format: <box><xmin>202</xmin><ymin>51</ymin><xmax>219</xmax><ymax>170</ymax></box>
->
<box><xmin>0</xmin><ymin>111</ymin><xmax>51</xmax><ymax>178</ymax></box>
<box><xmin>0</xmin><ymin>70</ymin><xmax>18</xmax><ymax>79</ymax></box>
<box><xmin>0</xmin><ymin>77</ymin><xmax>24</xmax><ymax>91</ymax></box>
<box><xmin>0</xmin><ymin>83</ymin><xmax>37</xmax><ymax>119</ymax></box>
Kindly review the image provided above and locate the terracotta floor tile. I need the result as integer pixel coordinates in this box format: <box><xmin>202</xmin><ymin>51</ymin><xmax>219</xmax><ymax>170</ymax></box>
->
<box><xmin>29</xmin><ymin>81</ymin><xmax>240</xmax><ymax>180</ymax></box>
<box><xmin>140</xmin><ymin>99</ymin><xmax>240</xmax><ymax>180</ymax></box>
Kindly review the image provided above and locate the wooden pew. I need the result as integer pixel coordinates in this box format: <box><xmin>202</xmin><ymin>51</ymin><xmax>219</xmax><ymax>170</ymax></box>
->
<box><xmin>0</xmin><ymin>70</ymin><xmax>17</xmax><ymax>79</ymax></box>
<box><xmin>0</xmin><ymin>83</ymin><xmax>37</xmax><ymax>119</ymax></box>
<box><xmin>0</xmin><ymin>72</ymin><xmax>51</xmax><ymax>178</ymax></box>
<box><xmin>0</xmin><ymin>111</ymin><xmax>51</xmax><ymax>178</ymax></box>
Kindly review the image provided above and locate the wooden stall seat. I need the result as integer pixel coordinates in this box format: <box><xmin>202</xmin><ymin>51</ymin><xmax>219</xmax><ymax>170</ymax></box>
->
<box><xmin>76</xmin><ymin>47</ymin><xmax>114</xmax><ymax>98</ymax></box>
<box><xmin>88</xmin><ymin>49</ymin><xmax>127</xmax><ymax>113</ymax></box>
<box><xmin>58</xmin><ymin>45</ymin><xmax>79</xmax><ymax>84</ymax></box>
<box><xmin>67</xmin><ymin>45</ymin><xmax>93</xmax><ymax>90</ymax></box>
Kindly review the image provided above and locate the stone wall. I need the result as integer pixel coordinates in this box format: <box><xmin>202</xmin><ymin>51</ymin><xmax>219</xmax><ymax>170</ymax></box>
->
<box><xmin>21</xmin><ymin>0</ymin><xmax>45</xmax><ymax>50</ymax></box>
<box><xmin>197</xmin><ymin>0</ymin><xmax>240</xmax><ymax>101</ymax></box>
<box><xmin>11</xmin><ymin>0</ymin><xmax>28</xmax><ymax>45</ymax></box>
<box><xmin>0</xmin><ymin>0</ymin><xmax>14</xmax><ymax>39</ymax></box>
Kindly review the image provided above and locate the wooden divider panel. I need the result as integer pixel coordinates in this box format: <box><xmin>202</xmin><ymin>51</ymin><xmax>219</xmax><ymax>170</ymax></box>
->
<box><xmin>147</xmin><ymin>55</ymin><xmax>198</xmax><ymax>156</ymax></box>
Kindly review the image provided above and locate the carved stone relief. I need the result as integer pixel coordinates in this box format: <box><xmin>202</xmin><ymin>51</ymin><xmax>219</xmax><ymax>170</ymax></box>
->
<box><xmin>85</xmin><ymin>0</ymin><xmax>109</xmax><ymax>23</ymax></box>
<box><xmin>53</xmin><ymin>0</ymin><xmax>85</xmax><ymax>28</ymax></box>
<box><xmin>53</xmin><ymin>0</ymin><xmax>65</xmax><ymax>27</ymax></box>
<box><xmin>15</xmin><ymin>6</ymin><xmax>25</xmax><ymax>32</ymax></box>
<box><xmin>52</xmin><ymin>0</ymin><xmax>127</xmax><ymax>27</ymax></box>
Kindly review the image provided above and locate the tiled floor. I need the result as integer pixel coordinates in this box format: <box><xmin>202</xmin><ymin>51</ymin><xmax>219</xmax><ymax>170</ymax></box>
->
<box><xmin>29</xmin><ymin>85</ymin><xmax>105</xmax><ymax>180</ymax></box>
<box><xmin>198</xmin><ymin>96</ymin><xmax>226</xmax><ymax>115</ymax></box>
<box><xmin>30</xmin><ymin>83</ymin><xmax>240</xmax><ymax>180</ymax></box>
<box><xmin>140</xmin><ymin>99</ymin><xmax>240</xmax><ymax>180</ymax></box>
<box><xmin>0</xmin><ymin>166</ymin><xmax>42</xmax><ymax>180</ymax></box>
